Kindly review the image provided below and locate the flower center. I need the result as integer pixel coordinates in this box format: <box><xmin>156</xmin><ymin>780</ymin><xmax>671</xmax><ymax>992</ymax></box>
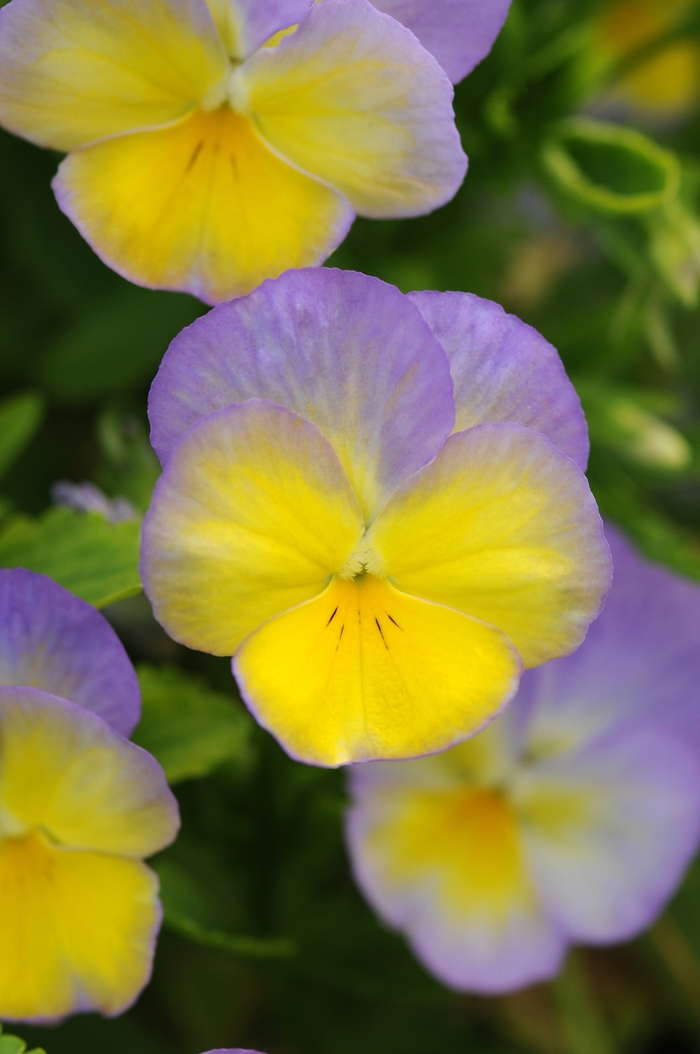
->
<box><xmin>201</xmin><ymin>64</ymin><xmax>250</xmax><ymax>115</ymax></box>
<box><xmin>339</xmin><ymin>537</ymin><xmax>386</xmax><ymax>580</ymax></box>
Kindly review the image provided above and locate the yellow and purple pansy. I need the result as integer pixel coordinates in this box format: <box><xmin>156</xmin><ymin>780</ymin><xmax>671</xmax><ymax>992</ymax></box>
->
<box><xmin>0</xmin><ymin>568</ymin><xmax>179</xmax><ymax>1022</ymax></box>
<box><xmin>141</xmin><ymin>267</ymin><xmax>611</xmax><ymax>768</ymax></box>
<box><xmin>0</xmin><ymin>0</ymin><xmax>510</xmax><ymax>303</ymax></box>
<box><xmin>345</xmin><ymin>528</ymin><xmax>700</xmax><ymax>992</ymax></box>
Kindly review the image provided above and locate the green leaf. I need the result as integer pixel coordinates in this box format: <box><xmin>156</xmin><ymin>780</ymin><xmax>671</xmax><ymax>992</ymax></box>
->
<box><xmin>154</xmin><ymin>857</ymin><xmax>294</xmax><ymax>960</ymax></box>
<box><xmin>133</xmin><ymin>664</ymin><xmax>254</xmax><ymax>784</ymax></box>
<box><xmin>0</xmin><ymin>506</ymin><xmax>141</xmax><ymax>607</ymax></box>
<box><xmin>0</xmin><ymin>1025</ymin><xmax>46</xmax><ymax>1054</ymax></box>
<box><xmin>0</xmin><ymin>390</ymin><xmax>44</xmax><ymax>479</ymax></box>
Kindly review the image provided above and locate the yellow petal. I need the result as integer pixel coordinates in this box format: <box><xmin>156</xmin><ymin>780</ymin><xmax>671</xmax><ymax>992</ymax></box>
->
<box><xmin>141</xmin><ymin>400</ymin><xmax>365</xmax><ymax>656</ymax></box>
<box><xmin>240</xmin><ymin>0</ymin><xmax>466</xmax><ymax>217</ymax></box>
<box><xmin>0</xmin><ymin>832</ymin><xmax>160</xmax><ymax>1022</ymax></box>
<box><xmin>234</xmin><ymin>573</ymin><xmax>520</xmax><ymax>767</ymax></box>
<box><xmin>367</xmin><ymin>423</ymin><xmax>611</xmax><ymax>668</ymax></box>
<box><xmin>368</xmin><ymin>785</ymin><xmax>532</xmax><ymax>919</ymax></box>
<box><xmin>0</xmin><ymin>0</ymin><xmax>228</xmax><ymax>151</ymax></box>
<box><xmin>54</xmin><ymin>107</ymin><xmax>354</xmax><ymax>304</ymax></box>
<box><xmin>0</xmin><ymin>690</ymin><xmax>178</xmax><ymax>858</ymax></box>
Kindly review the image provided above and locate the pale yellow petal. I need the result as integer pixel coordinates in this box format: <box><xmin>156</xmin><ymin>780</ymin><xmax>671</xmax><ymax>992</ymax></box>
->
<box><xmin>0</xmin><ymin>0</ymin><xmax>228</xmax><ymax>150</ymax></box>
<box><xmin>367</xmin><ymin>423</ymin><xmax>611</xmax><ymax>668</ymax></box>
<box><xmin>141</xmin><ymin>400</ymin><xmax>365</xmax><ymax>656</ymax></box>
<box><xmin>240</xmin><ymin>0</ymin><xmax>466</xmax><ymax>217</ymax></box>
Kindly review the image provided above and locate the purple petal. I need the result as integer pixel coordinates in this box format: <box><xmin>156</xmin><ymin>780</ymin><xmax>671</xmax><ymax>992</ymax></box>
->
<box><xmin>409</xmin><ymin>290</ymin><xmax>589</xmax><ymax>470</ymax></box>
<box><xmin>0</xmin><ymin>568</ymin><xmax>140</xmax><ymax>737</ymax></box>
<box><xmin>223</xmin><ymin>0</ymin><xmax>312</xmax><ymax>58</ymax></box>
<box><xmin>520</xmin><ymin>722</ymin><xmax>700</xmax><ymax>943</ymax></box>
<box><xmin>149</xmin><ymin>268</ymin><xmax>455</xmax><ymax>522</ymax></box>
<box><xmin>370</xmin><ymin>0</ymin><xmax>511</xmax><ymax>83</ymax></box>
<box><xmin>515</xmin><ymin>524</ymin><xmax>700</xmax><ymax>756</ymax></box>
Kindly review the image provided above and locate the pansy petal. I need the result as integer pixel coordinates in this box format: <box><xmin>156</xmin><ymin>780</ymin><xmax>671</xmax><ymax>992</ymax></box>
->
<box><xmin>346</xmin><ymin>764</ymin><xmax>565</xmax><ymax>992</ymax></box>
<box><xmin>149</xmin><ymin>269</ymin><xmax>456</xmax><ymax>519</ymax></box>
<box><xmin>371</xmin><ymin>0</ymin><xmax>512</xmax><ymax>84</ymax></box>
<box><xmin>54</xmin><ymin>109</ymin><xmax>353</xmax><ymax>305</ymax></box>
<box><xmin>0</xmin><ymin>688</ymin><xmax>180</xmax><ymax>857</ymax></box>
<box><xmin>519</xmin><ymin>525</ymin><xmax>700</xmax><ymax>760</ymax></box>
<box><xmin>234</xmin><ymin>574</ymin><xmax>520</xmax><ymax>767</ymax></box>
<box><xmin>0</xmin><ymin>568</ymin><xmax>140</xmax><ymax>737</ymax></box>
<box><xmin>241</xmin><ymin>0</ymin><xmax>467</xmax><ymax>217</ymax></box>
<box><xmin>516</xmin><ymin>723</ymin><xmax>700</xmax><ymax>943</ymax></box>
<box><xmin>0</xmin><ymin>832</ymin><xmax>160</xmax><ymax>1022</ymax></box>
<box><xmin>409</xmin><ymin>290</ymin><xmax>589</xmax><ymax>469</ymax></box>
<box><xmin>141</xmin><ymin>400</ymin><xmax>365</xmax><ymax>656</ymax></box>
<box><xmin>205</xmin><ymin>0</ymin><xmax>312</xmax><ymax>59</ymax></box>
<box><xmin>368</xmin><ymin>422</ymin><xmax>611</xmax><ymax>668</ymax></box>
<box><xmin>0</xmin><ymin>0</ymin><xmax>227</xmax><ymax>152</ymax></box>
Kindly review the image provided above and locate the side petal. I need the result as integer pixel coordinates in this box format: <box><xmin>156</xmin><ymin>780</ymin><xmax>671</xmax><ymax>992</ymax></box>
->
<box><xmin>345</xmin><ymin>768</ymin><xmax>566</xmax><ymax>992</ymax></box>
<box><xmin>518</xmin><ymin>524</ymin><xmax>700</xmax><ymax>760</ymax></box>
<box><xmin>515</xmin><ymin>723</ymin><xmax>700</xmax><ymax>943</ymax></box>
<box><xmin>371</xmin><ymin>0</ymin><xmax>512</xmax><ymax>84</ymax></box>
<box><xmin>409</xmin><ymin>289</ymin><xmax>589</xmax><ymax>470</ymax></box>
<box><xmin>0</xmin><ymin>568</ymin><xmax>140</xmax><ymax>738</ymax></box>
<box><xmin>240</xmin><ymin>0</ymin><xmax>467</xmax><ymax>217</ymax></box>
<box><xmin>0</xmin><ymin>0</ymin><xmax>228</xmax><ymax>151</ymax></box>
<box><xmin>0</xmin><ymin>832</ymin><xmax>161</xmax><ymax>1022</ymax></box>
<box><xmin>141</xmin><ymin>400</ymin><xmax>365</xmax><ymax>656</ymax></box>
<box><xmin>54</xmin><ymin>108</ymin><xmax>354</xmax><ymax>305</ymax></box>
<box><xmin>0</xmin><ymin>688</ymin><xmax>180</xmax><ymax>858</ymax></box>
<box><xmin>149</xmin><ymin>268</ymin><xmax>456</xmax><ymax>521</ymax></box>
<box><xmin>367</xmin><ymin>422</ymin><xmax>611</xmax><ymax>668</ymax></box>
<box><xmin>234</xmin><ymin>573</ymin><xmax>520</xmax><ymax>767</ymax></box>
<box><xmin>205</xmin><ymin>0</ymin><xmax>312</xmax><ymax>59</ymax></box>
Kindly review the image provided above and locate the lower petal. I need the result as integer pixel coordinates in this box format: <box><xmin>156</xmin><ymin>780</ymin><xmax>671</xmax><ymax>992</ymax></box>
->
<box><xmin>346</xmin><ymin>773</ymin><xmax>565</xmax><ymax>992</ymax></box>
<box><xmin>234</xmin><ymin>573</ymin><xmax>520</xmax><ymax>767</ymax></box>
<box><xmin>0</xmin><ymin>832</ymin><xmax>160</xmax><ymax>1022</ymax></box>
<box><xmin>54</xmin><ymin>107</ymin><xmax>354</xmax><ymax>305</ymax></box>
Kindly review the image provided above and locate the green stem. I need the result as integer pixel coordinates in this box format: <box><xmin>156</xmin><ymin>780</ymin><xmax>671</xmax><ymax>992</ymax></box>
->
<box><xmin>551</xmin><ymin>950</ymin><xmax>618</xmax><ymax>1054</ymax></box>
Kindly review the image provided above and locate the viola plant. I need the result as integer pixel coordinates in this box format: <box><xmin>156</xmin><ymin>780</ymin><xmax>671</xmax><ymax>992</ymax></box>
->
<box><xmin>345</xmin><ymin>528</ymin><xmax>700</xmax><ymax>993</ymax></box>
<box><xmin>0</xmin><ymin>568</ymin><xmax>179</xmax><ymax>1022</ymax></box>
<box><xmin>0</xmin><ymin>0</ymin><xmax>510</xmax><ymax>304</ymax></box>
<box><xmin>141</xmin><ymin>267</ymin><xmax>611</xmax><ymax>768</ymax></box>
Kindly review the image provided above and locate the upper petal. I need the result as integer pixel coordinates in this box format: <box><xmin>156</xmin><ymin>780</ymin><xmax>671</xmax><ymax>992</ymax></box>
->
<box><xmin>0</xmin><ymin>833</ymin><xmax>161</xmax><ymax>1022</ymax></box>
<box><xmin>409</xmin><ymin>290</ymin><xmax>589</xmax><ymax>470</ymax></box>
<box><xmin>141</xmin><ymin>399</ymin><xmax>366</xmax><ymax>656</ymax></box>
<box><xmin>0</xmin><ymin>0</ymin><xmax>228</xmax><ymax>151</ymax></box>
<box><xmin>54</xmin><ymin>108</ymin><xmax>354</xmax><ymax>305</ymax></box>
<box><xmin>517</xmin><ymin>524</ymin><xmax>700</xmax><ymax>761</ymax></box>
<box><xmin>367</xmin><ymin>422</ymin><xmax>611</xmax><ymax>668</ymax></box>
<box><xmin>240</xmin><ymin>0</ymin><xmax>467</xmax><ymax>217</ymax></box>
<box><xmin>0</xmin><ymin>687</ymin><xmax>179</xmax><ymax>858</ymax></box>
<box><xmin>205</xmin><ymin>0</ymin><xmax>312</xmax><ymax>59</ymax></box>
<box><xmin>371</xmin><ymin>0</ymin><xmax>512</xmax><ymax>83</ymax></box>
<box><xmin>0</xmin><ymin>568</ymin><xmax>140</xmax><ymax>738</ymax></box>
<box><xmin>515</xmin><ymin>723</ymin><xmax>700</xmax><ymax>943</ymax></box>
<box><xmin>149</xmin><ymin>268</ymin><xmax>456</xmax><ymax>521</ymax></box>
<box><xmin>345</xmin><ymin>763</ymin><xmax>566</xmax><ymax>992</ymax></box>
<box><xmin>234</xmin><ymin>573</ymin><xmax>520</xmax><ymax>767</ymax></box>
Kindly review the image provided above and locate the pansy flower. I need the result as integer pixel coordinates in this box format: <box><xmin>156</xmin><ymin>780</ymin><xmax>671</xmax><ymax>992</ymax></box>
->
<box><xmin>141</xmin><ymin>268</ymin><xmax>610</xmax><ymax>768</ymax></box>
<box><xmin>0</xmin><ymin>0</ymin><xmax>510</xmax><ymax>304</ymax></box>
<box><xmin>345</xmin><ymin>527</ymin><xmax>700</xmax><ymax>993</ymax></box>
<box><xmin>0</xmin><ymin>568</ymin><xmax>179</xmax><ymax>1022</ymax></box>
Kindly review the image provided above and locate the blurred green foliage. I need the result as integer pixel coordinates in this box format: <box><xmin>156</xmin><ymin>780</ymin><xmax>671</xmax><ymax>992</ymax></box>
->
<box><xmin>3</xmin><ymin>0</ymin><xmax>700</xmax><ymax>1052</ymax></box>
